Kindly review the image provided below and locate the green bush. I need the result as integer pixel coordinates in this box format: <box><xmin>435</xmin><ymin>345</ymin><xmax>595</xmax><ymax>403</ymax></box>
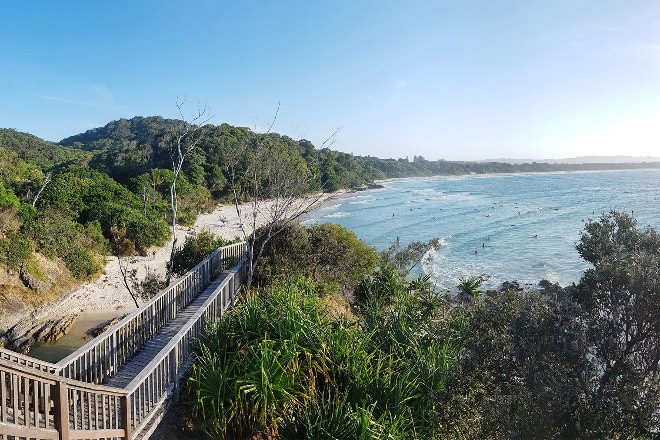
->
<box><xmin>183</xmin><ymin>277</ymin><xmax>454</xmax><ymax>439</ymax></box>
<box><xmin>37</xmin><ymin>167</ymin><xmax>170</xmax><ymax>252</ymax></box>
<box><xmin>25</xmin><ymin>210</ymin><xmax>104</xmax><ymax>280</ymax></box>
<box><xmin>0</xmin><ymin>231</ymin><xmax>32</xmax><ymax>270</ymax></box>
<box><xmin>171</xmin><ymin>230</ymin><xmax>231</xmax><ymax>276</ymax></box>
<box><xmin>0</xmin><ymin>182</ymin><xmax>20</xmax><ymax>209</ymax></box>
<box><xmin>252</xmin><ymin>222</ymin><xmax>379</xmax><ymax>291</ymax></box>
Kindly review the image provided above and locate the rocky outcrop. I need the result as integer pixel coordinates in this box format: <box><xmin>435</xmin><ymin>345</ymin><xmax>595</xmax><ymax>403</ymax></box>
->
<box><xmin>88</xmin><ymin>315</ymin><xmax>126</xmax><ymax>337</ymax></box>
<box><xmin>19</xmin><ymin>266</ymin><xmax>51</xmax><ymax>293</ymax></box>
<box><xmin>0</xmin><ymin>313</ymin><xmax>79</xmax><ymax>354</ymax></box>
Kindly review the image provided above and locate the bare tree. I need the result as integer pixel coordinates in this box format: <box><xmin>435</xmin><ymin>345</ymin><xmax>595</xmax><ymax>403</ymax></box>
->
<box><xmin>32</xmin><ymin>172</ymin><xmax>52</xmax><ymax>208</ymax></box>
<box><xmin>224</xmin><ymin>108</ymin><xmax>339</xmax><ymax>286</ymax></box>
<box><xmin>166</xmin><ymin>98</ymin><xmax>212</xmax><ymax>284</ymax></box>
<box><xmin>117</xmin><ymin>256</ymin><xmax>140</xmax><ymax>308</ymax></box>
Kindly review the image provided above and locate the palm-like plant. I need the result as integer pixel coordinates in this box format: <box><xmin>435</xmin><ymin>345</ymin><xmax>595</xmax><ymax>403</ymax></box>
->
<box><xmin>457</xmin><ymin>276</ymin><xmax>484</xmax><ymax>301</ymax></box>
<box><xmin>183</xmin><ymin>275</ymin><xmax>457</xmax><ymax>439</ymax></box>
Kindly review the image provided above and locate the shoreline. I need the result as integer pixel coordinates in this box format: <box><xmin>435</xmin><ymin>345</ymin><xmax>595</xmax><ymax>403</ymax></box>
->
<box><xmin>372</xmin><ymin>167</ymin><xmax>660</xmax><ymax>185</ymax></box>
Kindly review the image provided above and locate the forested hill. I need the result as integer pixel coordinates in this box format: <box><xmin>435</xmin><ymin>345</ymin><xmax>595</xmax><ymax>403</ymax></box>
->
<box><xmin>56</xmin><ymin>116</ymin><xmax>375</xmax><ymax>193</ymax></box>
<box><xmin>57</xmin><ymin>116</ymin><xmax>660</xmax><ymax>188</ymax></box>
<box><xmin>0</xmin><ymin>129</ymin><xmax>89</xmax><ymax>170</ymax></box>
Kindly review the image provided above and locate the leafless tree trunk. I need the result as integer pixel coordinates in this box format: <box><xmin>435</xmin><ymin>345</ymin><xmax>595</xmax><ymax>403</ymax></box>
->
<box><xmin>166</xmin><ymin>98</ymin><xmax>211</xmax><ymax>285</ymax></box>
<box><xmin>141</xmin><ymin>185</ymin><xmax>148</xmax><ymax>216</ymax></box>
<box><xmin>165</xmin><ymin>98</ymin><xmax>212</xmax><ymax>285</ymax></box>
<box><xmin>32</xmin><ymin>172</ymin><xmax>52</xmax><ymax>208</ymax></box>
<box><xmin>117</xmin><ymin>256</ymin><xmax>140</xmax><ymax>308</ymax></box>
<box><xmin>224</xmin><ymin>107</ymin><xmax>338</xmax><ymax>287</ymax></box>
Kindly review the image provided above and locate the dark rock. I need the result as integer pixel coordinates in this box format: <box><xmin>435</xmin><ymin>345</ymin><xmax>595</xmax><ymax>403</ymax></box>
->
<box><xmin>88</xmin><ymin>314</ymin><xmax>126</xmax><ymax>337</ymax></box>
<box><xmin>3</xmin><ymin>313</ymin><xmax>79</xmax><ymax>353</ymax></box>
<box><xmin>19</xmin><ymin>266</ymin><xmax>51</xmax><ymax>293</ymax></box>
<box><xmin>500</xmin><ymin>280</ymin><xmax>523</xmax><ymax>291</ymax></box>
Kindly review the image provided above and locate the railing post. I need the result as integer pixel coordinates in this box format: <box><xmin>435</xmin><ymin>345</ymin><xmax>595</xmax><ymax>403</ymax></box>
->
<box><xmin>52</xmin><ymin>381</ymin><xmax>70</xmax><ymax>440</ymax></box>
<box><xmin>121</xmin><ymin>394</ymin><xmax>132</xmax><ymax>440</ymax></box>
<box><xmin>230</xmin><ymin>275</ymin><xmax>235</xmax><ymax>307</ymax></box>
<box><xmin>169</xmin><ymin>345</ymin><xmax>180</xmax><ymax>403</ymax></box>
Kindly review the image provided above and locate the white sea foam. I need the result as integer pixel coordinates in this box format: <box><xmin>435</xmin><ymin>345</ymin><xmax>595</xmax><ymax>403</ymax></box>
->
<box><xmin>318</xmin><ymin>202</ymin><xmax>342</xmax><ymax>211</ymax></box>
<box><xmin>349</xmin><ymin>199</ymin><xmax>374</xmax><ymax>205</ymax></box>
<box><xmin>306</xmin><ymin>170</ymin><xmax>660</xmax><ymax>289</ymax></box>
<box><xmin>326</xmin><ymin>212</ymin><xmax>350</xmax><ymax>218</ymax></box>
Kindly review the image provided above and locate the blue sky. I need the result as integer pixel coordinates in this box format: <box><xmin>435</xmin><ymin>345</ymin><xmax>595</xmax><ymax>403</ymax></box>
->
<box><xmin>1</xmin><ymin>1</ymin><xmax>659</xmax><ymax>160</ymax></box>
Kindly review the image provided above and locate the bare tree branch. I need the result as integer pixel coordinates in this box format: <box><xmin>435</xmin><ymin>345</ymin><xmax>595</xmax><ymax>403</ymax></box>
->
<box><xmin>166</xmin><ymin>97</ymin><xmax>213</xmax><ymax>284</ymax></box>
<box><xmin>32</xmin><ymin>172</ymin><xmax>51</xmax><ymax>208</ymax></box>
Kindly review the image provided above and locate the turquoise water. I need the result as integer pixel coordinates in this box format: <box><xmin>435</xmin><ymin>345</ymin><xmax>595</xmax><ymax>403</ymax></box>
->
<box><xmin>303</xmin><ymin>169</ymin><xmax>660</xmax><ymax>290</ymax></box>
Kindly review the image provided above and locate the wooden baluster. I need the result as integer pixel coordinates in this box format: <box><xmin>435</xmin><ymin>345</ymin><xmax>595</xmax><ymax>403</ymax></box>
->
<box><xmin>121</xmin><ymin>393</ymin><xmax>132</xmax><ymax>439</ymax></box>
<box><xmin>32</xmin><ymin>377</ymin><xmax>38</xmax><ymax>427</ymax></box>
<box><xmin>52</xmin><ymin>381</ymin><xmax>70</xmax><ymax>440</ymax></box>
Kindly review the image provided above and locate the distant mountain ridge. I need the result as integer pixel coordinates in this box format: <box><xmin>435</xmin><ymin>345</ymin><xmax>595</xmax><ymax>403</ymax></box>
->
<box><xmin>482</xmin><ymin>156</ymin><xmax>660</xmax><ymax>164</ymax></box>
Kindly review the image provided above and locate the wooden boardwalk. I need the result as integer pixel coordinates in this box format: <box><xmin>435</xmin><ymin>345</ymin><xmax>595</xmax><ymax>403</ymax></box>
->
<box><xmin>0</xmin><ymin>242</ymin><xmax>247</xmax><ymax>440</ymax></box>
<box><xmin>104</xmin><ymin>275</ymin><xmax>227</xmax><ymax>389</ymax></box>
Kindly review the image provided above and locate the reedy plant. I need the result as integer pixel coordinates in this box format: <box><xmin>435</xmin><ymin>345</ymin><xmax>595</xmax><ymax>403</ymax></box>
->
<box><xmin>183</xmin><ymin>275</ymin><xmax>455</xmax><ymax>439</ymax></box>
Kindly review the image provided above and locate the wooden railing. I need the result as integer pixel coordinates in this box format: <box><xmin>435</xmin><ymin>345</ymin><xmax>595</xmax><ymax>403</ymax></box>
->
<box><xmin>124</xmin><ymin>257</ymin><xmax>247</xmax><ymax>435</ymax></box>
<box><xmin>55</xmin><ymin>241</ymin><xmax>247</xmax><ymax>384</ymax></box>
<box><xmin>0</xmin><ymin>241</ymin><xmax>248</xmax><ymax>440</ymax></box>
<box><xmin>0</xmin><ymin>349</ymin><xmax>60</xmax><ymax>375</ymax></box>
<box><xmin>0</xmin><ymin>356</ymin><xmax>131</xmax><ymax>440</ymax></box>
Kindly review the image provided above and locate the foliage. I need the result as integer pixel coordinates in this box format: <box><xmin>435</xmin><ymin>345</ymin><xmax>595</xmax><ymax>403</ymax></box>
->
<box><xmin>456</xmin><ymin>275</ymin><xmax>483</xmax><ymax>301</ymax></box>
<box><xmin>0</xmin><ymin>147</ymin><xmax>47</xmax><ymax>203</ymax></box>
<box><xmin>37</xmin><ymin>167</ymin><xmax>170</xmax><ymax>252</ymax></box>
<box><xmin>183</xmin><ymin>276</ymin><xmax>454</xmax><ymax>439</ymax></box>
<box><xmin>171</xmin><ymin>230</ymin><xmax>233</xmax><ymax>276</ymax></box>
<box><xmin>24</xmin><ymin>210</ymin><xmax>107</xmax><ymax>279</ymax></box>
<box><xmin>573</xmin><ymin>211</ymin><xmax>660</xmax><ymax>437</ymax></box>
<box><xmin>0</xmin><ymin>230</ymin><xmax>32</xmax><ymax>270</ymax></box>
<box><xmin>0</xmin><ymin>182</ymin><xmax>20</xmax><ymax>208</ymax></box>
<box><xmin>380</xmin><ymin>237</ymin><xmax>441</xmax><ymax>277</ymax></box>
<box><xmin>252</xmin><ymin>222</ymin><xmax>379</xmax><ymax>292</ymax></box>
<box><xmin>442</xmin><ymin>211</ymin><xmax>660</xmax><ymax>439</ymax></box>
<box><xmin>0</xmin><ymin>128</ymin><xmax>89</xmax><ymax>170</ymax></box>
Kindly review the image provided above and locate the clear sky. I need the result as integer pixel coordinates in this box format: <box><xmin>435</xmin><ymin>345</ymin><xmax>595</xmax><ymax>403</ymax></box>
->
<box><xmin>1</xmin><ymin>1</ymin><xmax>659</xmax><ymax>161</ymax></box>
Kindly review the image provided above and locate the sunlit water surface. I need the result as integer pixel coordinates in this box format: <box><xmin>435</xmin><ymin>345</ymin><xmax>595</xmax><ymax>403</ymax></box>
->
<box><xmin>303</xmin><ymin>170</ymin><xmax>660</xmax><ymax>290</ymax></box>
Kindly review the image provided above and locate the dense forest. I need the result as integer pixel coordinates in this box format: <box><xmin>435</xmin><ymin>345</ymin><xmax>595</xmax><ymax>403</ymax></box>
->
<box><xmin>1</xmin><ymin>116</ymin><xmax>660</xmax><ymax>300</ymax></box>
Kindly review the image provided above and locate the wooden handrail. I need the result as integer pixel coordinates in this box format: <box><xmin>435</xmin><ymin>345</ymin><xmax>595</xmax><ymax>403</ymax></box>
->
<box><xmin>56</xmin><ymin>248</ymin><xmax>219</xmax><ymax>367</ymax></box>
<box><xmin>0</xmin><ymin>357</ymin><xmax>129</xmax><ymax>439</ymax></box>
<box><xmin>122</xmin><ymin>256</ymin><xmax>246</xmax><ymax>435</ymax></box>
<box><xmin>0</xmin><ymin>347</ymin><xmax>61</xmax><ymax>374</ymax></box>
<box><xmin>55</xmin><ymin>243</ymin><xmax>244</xmax><ymax>383</ymax></box>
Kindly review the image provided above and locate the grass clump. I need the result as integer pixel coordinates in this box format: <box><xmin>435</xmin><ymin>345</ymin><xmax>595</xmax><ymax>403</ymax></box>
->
<box><xmin>183</xmin><ymin>276</ymin><xmax>454</xmax><ymax>439</ymax></box>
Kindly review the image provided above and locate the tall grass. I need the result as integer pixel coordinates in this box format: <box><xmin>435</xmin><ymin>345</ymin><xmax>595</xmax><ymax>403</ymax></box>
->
<box><xmin>183</xmin><ymin>276</ymin><xmax>455</xmax><ymax>439</ymax></box>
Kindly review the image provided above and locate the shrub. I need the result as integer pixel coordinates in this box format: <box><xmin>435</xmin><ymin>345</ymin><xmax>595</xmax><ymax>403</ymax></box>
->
<box><xmin>25</xmin><ymin>210</ymin><xmax>104</xmax><ymax>280</ymax></box>
<box><xmin>0</xmin><ymin>231</ymin><xmax>32</xmax><ymax>270</ymax></box>
<box><xmin>171</xmin><ymin>230</ymin><xmax>231</xmax><ymax>276</ymax></box>
<box><xmin>0</xmin><ymin>182</ymin><xmax>20</xmax><ymax>209</ymax></box>
<box><xmin>183</xmin><ymin>277</ymin><xmax>454</xmax><ymax>439</ymax></box>
<box><xmin>252</xmin><ymin>222</ymin><xmax>378</xmax><ymax>292</ymax></box>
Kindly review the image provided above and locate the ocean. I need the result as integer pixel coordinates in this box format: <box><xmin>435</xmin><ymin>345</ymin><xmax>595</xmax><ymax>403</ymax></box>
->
<box><xmin>302</xmin><ymin>169</ymin><xmax>660</xmax><ymax>290</ymax></box>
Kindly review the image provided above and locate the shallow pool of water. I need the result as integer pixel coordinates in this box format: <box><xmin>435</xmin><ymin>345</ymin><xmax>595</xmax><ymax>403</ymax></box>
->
<box><xmin>28</xmin><ymin>309</ymin><xmax>127</xmax><ymax>363</ymax></box>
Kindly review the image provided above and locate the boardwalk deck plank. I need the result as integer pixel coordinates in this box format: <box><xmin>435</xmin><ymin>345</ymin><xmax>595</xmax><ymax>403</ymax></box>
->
<box><xmin>103</xmin><ymin>275</ymin><xmax>227</xmax><ymax>389</ymax></box>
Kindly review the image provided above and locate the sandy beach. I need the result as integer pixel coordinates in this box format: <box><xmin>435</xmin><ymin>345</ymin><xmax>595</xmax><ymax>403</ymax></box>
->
<box><xmin>15</xmin><ymin>192</ymin><xmax>342</xmax><ymax>335</ymax></box>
